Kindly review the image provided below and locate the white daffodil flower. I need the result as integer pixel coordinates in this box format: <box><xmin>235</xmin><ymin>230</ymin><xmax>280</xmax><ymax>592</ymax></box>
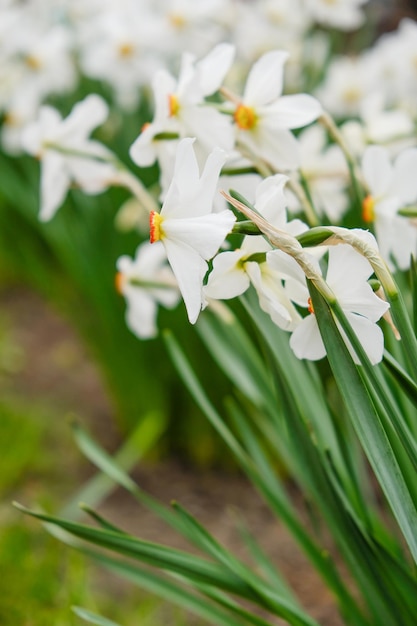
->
<box><xmin>304</xmin><ymin>0</ymin><xmax>368</xmax><ymax>31</ymax></box>
<box><xmin>230</xmin><ymin>50</ymin><xmax>322</xmax><ymax>171</ymax></box>
<box><xmin>315</xmin><ymin>55</ymin><xmax>375</xmax><ymax>119</ymax></box>
<box><xmin>21</xmin><ymin>95</ymin><xmax>120</xmax><ymax>221</ymax></box>
<box><xmin>129</xmin><ymin>43</ymin><xmax>235</xmax><ymax>169</ymax></box>
<box><xmin>116</xmin><ymin>241</ymin><xmax>180</xmax><ymax>340</ymax></box>
<box><xmin>361</xmin><ymin>145</ymin><xmax>417</xmax><ymax>270</ymax></box>
<box><xmin>79</xmin><ymin>7</ymin><xmax>161</xmax><ymax>110</ymax></box>
<box><xmin>279</xmin><ymin>244</ymin><xmax>390</xmax><ymax>364</ymax></box>
<box><xmin>204</xmin><ymin>173</ymin><xmax>306</xmax><ymax>330</ymax></box>
<box><xmin>149</xmin><ymin>137</ymin><xmax>236</xmax><ymax>324</ymax></box>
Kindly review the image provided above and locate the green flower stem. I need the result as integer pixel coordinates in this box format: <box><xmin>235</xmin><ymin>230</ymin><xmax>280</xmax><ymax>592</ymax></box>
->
<box><xmin>397</xmin><ymin>206</ymin><xmax>417</xmax><ymax>217</ymax></box>
<box><xmin>286</xmin><ymin>175</ymin><xmax>320</xmax><ymax>227</ymax></box>
<box><xmin>231</xmin><ymin>220</ymin><xmax>262</xmax><ymax>235</ymax></box>
<box><xmin>221</xmin><ymin>166</ymin><xmax>259</xmax><ymax>176</ymax></box>
<box><xmin>127</xmin><ymin>277</ymin><xmax>177</xmax><ymax>290</ymax></box>
<box><xmin>152</xmin><ymin>131</ymin><xmax>180</xmax><ymax>140</ymax></box>
<box><xmin>115</xmin><ymin>169</ymin><xmax>160</xmax><ymax>214</ymax></box>
<box><xmin>319</xmin><ymin>110</ymin><xmax>365</xmax><ymax>211</ymax></box>
<box><xmin>43</xmin><ymin>142</ymin><xmax>159</xmax><ymax>214</ymax></box>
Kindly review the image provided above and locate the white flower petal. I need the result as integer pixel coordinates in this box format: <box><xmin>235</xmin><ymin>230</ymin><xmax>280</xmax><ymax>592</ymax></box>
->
<box><xmin>61</xmin><ymin>94</ymin><xmax>109</xmax><ymax>142</ymax></box>
<box><xmin>170</xmin><ymin>137</ymin><xmax>200</xmax><ymax>201</ymax></box>
<box><xmin>381</xmin><ymin>216</ymin><xmax>417</xmax><ymax>270</ymax></box>
<box><xmin>129</xmin><ymin>123</ymin><xmax>162</xmax><ymax>167</ymax></box>
<box><xmin>240</xmin><ymin>126</ymin><xmax>301</xmax><ymax>171</ymax></box>
<box><xmin>125</xmin><ymin>290</ymin><xmax>158</xmax><ymax>339</ymax></box>
<box><xmin>390</xmin><ymin>148</ymin><xmax>417</xmax><ymax>204</ymax></box>
<box><xmin>69</xmin><ymin>157</ymin><xmax>117</xmax><ymax>193</ymax></box>
<box><xmin>343</xmin><ymin>312</ymin><xmax>385</xmax><ymax>365</ymax></box>
<box><xmin>254</xmin><ymin>174</ymin><xmax>288</xmax><ymax>225</ymax></box>
<box><xmin>326</xmin><ymin>245</ymin><xmax>372</xmax><ymax>287</ymax></box>
<box><xmin>183</xmin><ymin>106</ymin><xmax>234</xmax><ymax>154</ymax></box>
<box><xmin>40</xmin><ymin>151</ymin><xmax>70</xmax><ymax>221</ymax></box>
<box><xmin>196</xmin><ymin>43</ymin><xmax>235</xmax><ymax>97</ymax></box>
<box><xmin>163</xmin><ymin>210</ymin><xmax>235</xmax><ymax>260</ymax></box>
<box><xmin>290</xmin><ymin>314</ymin><xmax>325</xmax><ymax>361</ymax></box>
<box><xmin>243</xmin><ymin>50</ymin><xmax>289</xmax><ymax>106</ymax></box>
<box><xmin>204</xmin><ymin>250</ymin><xmax>250</xmax><ymax>300</ymax></box>
<box><xmin>163</xmin><ymin>238</ymin><xmax>207</xmax><ymax>324</ymax></box>
<box><xmin>21</xmin><ymin>106</ymin><xmax>62</xmax><ymax>155</ymax></box>
<box><xmin>362</xmin><ymin>145</ymin><xmax>392</xmax><ymax>197</ymax></box>
<box><xmin>162</xmin><ymin>139</ymin><xmax>227</xmax><ymax>218</ymax></box>
<box><xmin>264</xmin><ymin>94</ymin><xmax>322</xmax><ymax>129</ymax></box>
<box><xmin>246</xmin><ymin>262</ymin><xmax>297</xmax><ymax>330</ymax></box>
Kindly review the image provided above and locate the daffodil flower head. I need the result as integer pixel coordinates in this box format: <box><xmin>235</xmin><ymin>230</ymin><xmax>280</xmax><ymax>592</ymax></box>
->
<box><xmin>281</xmin><ymin>244</ymin><xmax>390</xmax><ymax>364</ymax></box>
<box><xmin>129</xmin><ymin>43</ymin><xmax>235</xmax><ymax>171</ymax></box>
<box><xmin>116</xmin><ymin>241</ymin><xmax>180</xmax><ymax>339</ymax></box>
<box><xmin>21</xmin><ymin>94</ymin><xmax>119</xmax><ymax>221</ymax></box>
<box><xmin>150</xmin><ymin>137</ymin><xmax>236</xmax><ymax>324</ymax></box>
<box><xmin>361</xmin><ymin>145</ymin><xmax>417</xmax><ymax>270</ymax></box>
<box><xmin>233</xmin><ymin>49</ymin><xmax>322</xmax><ymax>171</ymax></box>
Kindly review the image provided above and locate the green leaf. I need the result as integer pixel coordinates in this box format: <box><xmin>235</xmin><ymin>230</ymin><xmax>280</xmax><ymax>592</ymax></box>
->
<box><xmin>62</xmin><ymin>412</ymin><xmax>167</xmax><ymax>518</ymax></box>
<box><xmin>309</xmin><ymin>282</ymin><xmax>417</xmax><ymax>564</ymax></box>
<box><xmin>14</xmin><ymin>503</ymin><xmax>259</xmax><ymax>603</ymax></box>
<box><xmin>196</xmin><ymin>311</ymin><xmax>277</xmax><ymax>410</ymax></box>
<box><xmin>163</xmin><ymin>331</ymin><xmax>368</xmax><ymax>625</ymax></box>
<box><xmin>172</xmin><ymin>502</ymin><xmax>319</xmax><ymax>626</ymax></box>
<box><xmin>383</xmin><ymin>350</ymin><xmax>417</xmax><ymax>410</ymax></box>
<box><xmin>86</xmin><ymin>551</ymin><xmax>266</xmax><ymax>626</ymax></box>
<box><xmin>72</xmin><ymin>606</ymin><xmax>121</xmax><ymax>626</ymax></box>
<box><xmin>386</xmin><ymin>284</ymin><xmax>417</xmax><ymax>380</ymax></box>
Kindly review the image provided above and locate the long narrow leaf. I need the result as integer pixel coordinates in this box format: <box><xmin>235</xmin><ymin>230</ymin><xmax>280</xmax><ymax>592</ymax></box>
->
<box><xmin>62</xmin><ymin>412</ymin><xmax>167</xmax><ymax>519</ymax></box>
<box><xmin>72</xmin><ymin>607</ymin><xmax>121</xmax><ymax>626</ymax></box>
<box><xmin>13</xmin><ymin>503</ymin><xmax>257</xmax><ymax>602</ymax></box>
<box><xmin>172</xmin><ymin>502</ymin><xmax>320</xmax><ymax>626</ymax></box>
<box><xmin>163</xmin><ymin>331</ymin><xmax>368</xmax><ymax>625</ymax></box>
<box><xmin>309</xmin><ymin>282</ymin><xmax>417</xmax><ymax>564</ymax></box>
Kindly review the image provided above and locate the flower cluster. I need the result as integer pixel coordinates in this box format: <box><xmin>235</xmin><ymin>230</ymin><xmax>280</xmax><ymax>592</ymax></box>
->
<box><xmin>15</xmin><ymin>6</ymin><xmax>417</xmax><ymax>366</ymax></box>
<box><xmin>0</xmin><ymin>0</ymin><xmax>373</xmax><ymax>152</ymax></box>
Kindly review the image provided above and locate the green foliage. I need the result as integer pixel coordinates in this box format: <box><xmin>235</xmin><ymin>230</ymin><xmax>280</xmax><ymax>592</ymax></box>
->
<box><xmin>16</xmin><ymin>273</ymin><xmax>417</xmax><ymax>625</ymax></box>
<box><xmin>0</xmin><ymin>150</ymin><xmax>234</xmax><ymax>463</ymax></box>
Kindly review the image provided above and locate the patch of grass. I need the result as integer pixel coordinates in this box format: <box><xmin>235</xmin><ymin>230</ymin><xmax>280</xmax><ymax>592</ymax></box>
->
<box><xmin>0</xmin><ymin>396</ymin><xmax>194</xmax><ymax>626</ymax></box>
<box><xmin>0</xmin><ymin>523</ymin><xmax>88</xmax><ymax>626</ymax></box>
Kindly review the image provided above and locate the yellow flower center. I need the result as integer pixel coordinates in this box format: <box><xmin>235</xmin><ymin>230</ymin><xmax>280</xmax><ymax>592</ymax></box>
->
<box><xmin>118</xmin><ymin>42</ymin><xmax>135</xmax><ymax>58</ymax></box>
<box><xmin>234</xmin><ymin>104</ymin><xmax>257</xmax><ymax>130</ymax></box>
<box><xmin>25</xmin><ymin>54</ymin><xmax>42</xmax><ymax>70</ymax></box>
<box><xmin>169</xmin><ymin>13</ymin><xmax>186</xmax><ymax>28</ymax></box>
<box><xmin>362</xmin><ymin>194</ymin><xmax>375</xmax><ymax>223</ymax></box>
<box><xmin>150</xmin><ymin>211</ymin><xmax>165</xmax><ymax>243</ymax></box>
<box><xmin>168</xmin><ymin>93</ymin><xmax>180</xmax><ymax>117</ymax></box>
<box><xmin>342</xmin><ymin>86</ymin><xmax>362</xmax><ymax>105</ymax></box>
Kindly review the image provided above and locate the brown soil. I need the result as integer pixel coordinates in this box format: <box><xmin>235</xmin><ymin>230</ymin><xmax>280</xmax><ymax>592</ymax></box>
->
<box><xmin>1</xmin><ymin>286</ymin><xmax>344</xmax><ymax>626</ymax></box>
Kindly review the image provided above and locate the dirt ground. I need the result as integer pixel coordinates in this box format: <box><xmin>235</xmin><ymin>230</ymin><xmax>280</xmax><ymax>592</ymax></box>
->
<box><xmin>1</xmin><ymin>286</ymin><xmax>345</xmax><ymax>626</ymax></box>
